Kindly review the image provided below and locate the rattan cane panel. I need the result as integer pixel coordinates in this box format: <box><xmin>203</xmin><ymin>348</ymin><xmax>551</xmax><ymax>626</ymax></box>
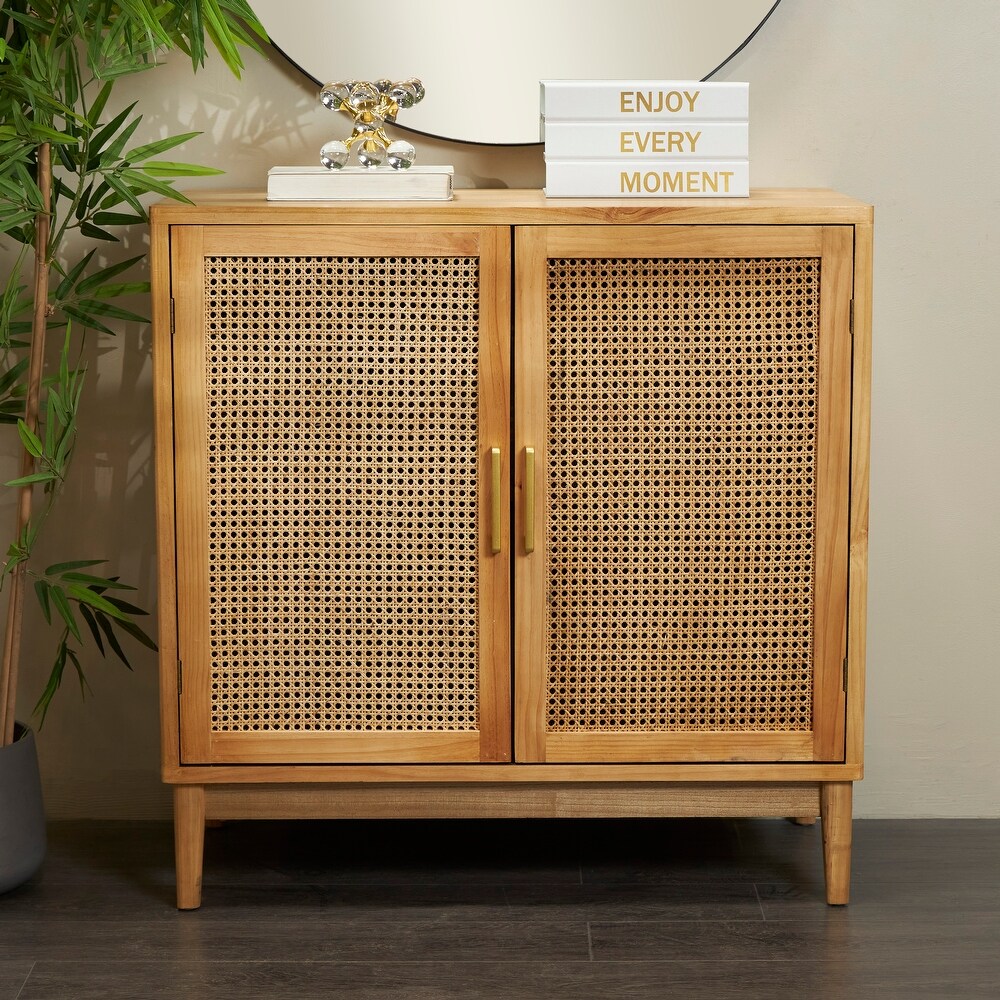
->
<box><xmin>545</xmin><ymin>257</ymin><xmax>820</xmax><ymax>733</ymax></box>
<box><xmin>203</xmin><ymin>255</ymin><xmax>480</xmax><ymax>732</ymax></box>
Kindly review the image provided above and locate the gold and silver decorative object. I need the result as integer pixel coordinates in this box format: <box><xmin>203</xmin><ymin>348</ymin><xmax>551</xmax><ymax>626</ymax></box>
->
<box><xmin>319</xmin><ymin>78</ymin><xmax>424</xmax><ymax>170</ymax></box>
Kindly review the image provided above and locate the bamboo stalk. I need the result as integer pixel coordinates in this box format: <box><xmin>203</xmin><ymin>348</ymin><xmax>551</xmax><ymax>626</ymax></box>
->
<box><xmin>1</xmin><ymin>142</ymin><xmax>52</xmax><ymax>746</ymax></box>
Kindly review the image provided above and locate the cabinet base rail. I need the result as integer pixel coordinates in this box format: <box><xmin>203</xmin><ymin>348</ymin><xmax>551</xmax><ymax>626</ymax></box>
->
<box><xmin>172</xmin><ymin>779</ymin><xmax>852</xmax><ymax>910</ymax></box>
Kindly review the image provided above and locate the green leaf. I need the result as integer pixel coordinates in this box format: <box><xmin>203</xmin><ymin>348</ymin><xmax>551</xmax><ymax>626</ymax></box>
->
<box><xmin>45</xmin><ymin>559</ymin><xmax>106</xmax><ymax>575</ymax></box>
<box><xmin>46</xmin><ymin>386</ymin><xmax>68</xmax><ymax>426</ymax></box>
<box><xmin>98</xmin><ymin>115</ymin><xmax>143</xmax><ymax>166</ymax></box>
<box><xmin>54</xmin><ymin>249</ymin><xmax>98</xmax><ymax>302</ymax></box>
<box><xmin>79</xmin><ymin>602</ymin><xmax>106</xmax><ymax>656</ymax></box>
<box><xmin>87</xmin><ymin>178</ymin><xmax>112</xmax><ymax>210</ymax></box>
<box><xmin>0</xmin><ymin>209</ymin><xmax>37</xmax><ymax>236</ymax></box>
<box><xmin>0</xmin><ymin>175</ymin><xmax>35</xmax><ymax>203</ymax></box>
<box><xmin>67</xmin><ymin>584</ymin><xmax>130</xmax><ymax>622</ymax></box>
<box><xmin>87</xmin><ymin>102</ymin><xmax>138</xmax><ymax>161</ymax></box>
<box><xmin>92</xmin><ymin>211</ymin><xmax>145</xmax><ymax>228</ymax></box>
<box><xmin>98</xmin><ymin>173</ymin><xmax>147</xmax><ymax>217</ymax></box>
<box><xmin>17</xmin><ymin>419</ymin><xmax>43</xmax><ymax>457</ymax></box>
<box><xmin>32</xmin><ymin>638</ymin><xmax>68</xmax><ymax>729</ymax></box>
<box><xmin>53</xmin><ymin>424</ymin><xmax>77</xmax><ymax>473</ymax></box>
<box><xmin>204</xmin><ymin>0</ymin><xmax>241</xmax><ymax>61</ymax></box>
<box><xmin>75</xmin><ymin>297</ymin><xmax>147</xmax><ymax>323</ymax></box>
<box><xmin>74</xmin><ymin>255</ymin><xmax>146</xmax><ymax>295</ymax></box>
<box><xmin>123</xmin><ymin>131</ymin><xmax>202</xmax><ymax>163</ymax></box>
<box><xmin>62</xmin><ymin>304</ymin><xmax>116</xmax><ymax>336</ymax></box>
<box><xmin>54</xmin><ymin>142</ymin><xmax>78</xmax><ymax>171</ymax></box>
<box><xmin>3</xmin><ymin>9</ymin><xmax>56</xmax><ymax>36</ymax></box>
<box><xmin>95</xmin><ymin>612</ymin><xmax>131</xmax><ymax>669</ymax></box>
<box><xmin>186</xmin><ymin>0</ymin><xmax>207</xmax><ymax>69</ymax></box>
<box><xmin>106</xmin><ymin>614</ymin><xmax>157</xmax><ymax>653</ymax></box>
<box><xmin>50</xmin><ymin>586</ymin><xmax>83</xmax><ymax>642</ymax></box>
<box><xmin>66</xmin><ymin>646</ymin><xmax>90</xmax><ymax>698</ymax></box>
<box><xmin>34</xmin><ymin>579</ymin><xmax>52</xmax><ymax>625</ymax></box>
<box><xmin>79</xmin><ymin>221</ymin><xmax>120</xmax><ymax>242</ymax></box>
<box><xmin>0</xmin><ymin>357</ymin><xmax>29</xmax><ymax>397</ymax></box>
<box><xmin>219</xmin><ymin>0</ymin><xmax>270</xmax><ymax>42</ymax></box>
<box><xmin>103</xmin><ymin>595</ymin><xmax>150</xmax><ymax>617</ymax></box>
<box><xmin>92</xmin><ymin>281</ymin><xmax>150</xmax><ymax>299</ymax></box>
<box><xmin>26</xmin><ymin>125</ymin><xmax>77</xmax><ymax>145</ymax></box>
<box><xmin>5</xmin><ymin>471</ymin><xmax>57</xmax><ymax>487</ymax></box>
<box><xmin>87</xmin><ymin>81</ymin><xmax>115</xmax><ymax>128</ymax></box>
<box><xmin>141</xmin><ymin>160</ymin><xmax>225</xmax><ymax>178</ymax></box>
<box><xmin>120</xmin><ymin>168</ymin><xmax>194</xmax><ymax>202</ymax></box>
<box><xmin>60</xmin><ymin>572</ymin><xmax>136</xmax><ymax>591</ymax></box>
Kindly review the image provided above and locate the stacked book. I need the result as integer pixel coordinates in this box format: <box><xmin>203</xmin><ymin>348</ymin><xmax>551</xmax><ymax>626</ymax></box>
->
<box><xmin>266</xmin><ymin>165</ymin><xmax>454</xmax><ymax>201</ymax></box>
<box><xmin>541</xmin><ymin>81</ymin><xmax>749</xmax><ymax>198</ymax></box>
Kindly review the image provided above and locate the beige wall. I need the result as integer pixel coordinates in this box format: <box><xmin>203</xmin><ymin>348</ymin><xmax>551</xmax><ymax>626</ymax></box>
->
<box><xmin>5</xmin><ymin>0</ymin><xmax>998</xmax><ymax>818</ymax></box>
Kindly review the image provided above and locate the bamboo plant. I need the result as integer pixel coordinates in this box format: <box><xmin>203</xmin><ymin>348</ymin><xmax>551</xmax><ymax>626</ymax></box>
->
<box><xmin>0</xmin><ymin>1</ymin><xmax>267</xmax><ymax>744</ymax></box>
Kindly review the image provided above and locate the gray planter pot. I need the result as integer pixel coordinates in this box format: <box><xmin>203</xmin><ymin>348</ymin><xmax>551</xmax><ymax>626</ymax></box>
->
<box><xmin>0</xmin><ymin>722</ymin><xmax>46</xmax><ymax>893</ymax></box>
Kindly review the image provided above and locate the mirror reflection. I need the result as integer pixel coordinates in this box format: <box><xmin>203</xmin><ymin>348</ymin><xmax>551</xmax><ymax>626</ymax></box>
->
<box><xmin>255</xmin><ymin>0</ymin><xmax>780</xmax><ymax>145</ymax></box>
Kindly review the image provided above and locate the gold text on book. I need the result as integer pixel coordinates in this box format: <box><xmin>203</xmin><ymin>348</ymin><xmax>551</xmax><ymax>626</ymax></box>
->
<box><xmin>620</xmin><ymin>169</ymin><xmax>737</xmax><ymax>195</ymax></box>
<box><xmin>619</xmin><ymin>130</ymin><xmax>703</xmax><ymax>153</ymax></box>
<box><xmin>619</xmin><ymin>89</ymin><xmax>700</xmax><ymax>113</ymax></box>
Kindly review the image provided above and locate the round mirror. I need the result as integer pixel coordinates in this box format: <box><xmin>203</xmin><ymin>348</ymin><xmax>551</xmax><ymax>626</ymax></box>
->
<box><xmin>256</xmin><ymin>0</ymin><xmax>780</xmax><ymax>145</ymax></box>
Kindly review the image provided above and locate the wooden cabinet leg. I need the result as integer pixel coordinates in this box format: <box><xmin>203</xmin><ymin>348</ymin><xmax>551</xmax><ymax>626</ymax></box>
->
<box><xmin>820</xmin><ymin>781</ymin><xmax>853</xmax><ymax>905</ymax></box>
<box><xmin>174</xmin><ymin>785</ymin><xmax>205</xmax><ymax>910</ymax></box>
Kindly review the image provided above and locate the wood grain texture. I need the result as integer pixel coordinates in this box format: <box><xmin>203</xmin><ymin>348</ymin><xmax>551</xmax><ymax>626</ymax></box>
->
<box><xmin>200</xmin><ymin>224</ymin><xmax>483</xmax><ymax>257</ymax></box>
<box><xmin>170</xmin><ymin>226</ymin><xmax>212</xmax><ymax>764</ymax></box>
<box><xmin>202</xmin><ymin>732</ymin><xmax>484</xmax><ymax>764</ymax></box>
<box><xmin>150</xmin><ymin>215</ymin><xmax>181</xmax><ymax>771</ymax></box>
<box><xmin>203</xmin><ymin>782</ymin><xmax>822</xmax><ymax>821</ymax></box>
<box><xmin>542</xmin><ymin>224</ymin><xmax>824</xmax><ymax>258</ymax></box>
<box><xmin>543</xmin><ymin>732</ymin><xmax>815</xmax><ymax>763</ymax></box>
<box><xmin>8</xmin><ymin>820</ymin><xmax>998</xmax><ymax>1000</ymax></box>
<box><xmin>150</xmin><ymin>188</ymin><xmax>874</xmax><ymax>226</ymax></box>
<box><xmin>821</xmin><ymin>780</ymin><xmax>853</xmax><ymax>904</ymax></box>
<box><xmin>167</xmin><ymin>225</ymin><xmax>512</xmax><ymax>765</ymax></box>
<box><xmin>514</xmin><ymin>223</ymin><xmax>850</xmax><ymax>764</ymax></box>
<box><xmin>154</xmin><ymin>190</ymin><xmax>872</xmax><ymax>912</ymax></box>
<box><xmin>513</xmin><ymin>227</ymin><xmax>551</xmax><ymax>763</ymax></box>
<box><xmin>173</xmin><ymin>785</ymin><xmax>205</xmax><ymax>909</ymax></box>
<box><xmin>847</xmin><ymin>220</ymin><xmax>873</xmax><ymax>770</ymax></box>
<box><xmin>476</xmin><ymin>225</ymin><xmax>513</xmax><ymax>762</ymax></box>
<box><xmin>811</xmin><ymin>226</ymin><xmax>855</xmax><ymax>760</ymax></box>
<box><xmin>161</xmin><ymin>760</ymin><xmax>863</xmax><ymax>785</ymax></box>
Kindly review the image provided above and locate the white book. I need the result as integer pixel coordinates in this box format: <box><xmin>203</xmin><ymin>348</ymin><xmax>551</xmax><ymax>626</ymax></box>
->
<box><xmin>541</xmin><ymin>81</ymin><xmax>748</xmax><ymax>121</ymax></box>
<box><xmin>544</xmin><ymin>159</ymin><xmax>750</xmax><ymax>199</ymax></box>
<box><xmin>267</xmin><ymin>165</ymin><xmax>454</xmax><ymax>201</ymax></box>
<box><xmin>543</xmin><ymin>121</ymin><xmax>748</xmax><ymax>159</ymax></box>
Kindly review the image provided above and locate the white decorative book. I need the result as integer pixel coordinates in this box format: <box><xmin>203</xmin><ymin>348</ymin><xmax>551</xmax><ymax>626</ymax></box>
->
<box><xmin>542</xmin><ymin>121</ymin><xmax>748</xmax><ymax>159</ymax></box>
<box><xmin>540</xmin><ymin>81</ymin><xmax>749</xmax><ymax>121</ymax></box>
<box><xmin>543</xmin><ymin>160</ymin><xmax>750</xmax><ymax>199</ymax></box>
<box><xmin>267</xmin><ymin>165</ymin><xmax>454</xmax><ymax>201</ymax></box>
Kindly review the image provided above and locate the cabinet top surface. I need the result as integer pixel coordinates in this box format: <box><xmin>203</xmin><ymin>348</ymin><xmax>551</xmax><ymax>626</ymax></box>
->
<box><xmin>151</xmin><ymin>188</ymin><xmax>872</xmax><ymax>226</ymax></box>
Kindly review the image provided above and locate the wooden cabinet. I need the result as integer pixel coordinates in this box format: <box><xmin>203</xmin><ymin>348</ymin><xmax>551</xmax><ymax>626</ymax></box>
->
<box><xmin>152</xmin><ymin>189</ymin><xmax>872</xmax><ymax>908</ymax></box>
<box><xmin>168</xmin><ymin>224</ymin><xmax>512</xmax><ymax>766</ymax></box>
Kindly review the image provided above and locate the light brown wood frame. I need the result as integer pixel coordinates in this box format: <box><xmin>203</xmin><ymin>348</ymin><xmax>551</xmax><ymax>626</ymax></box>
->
<box><xmin>151</xmin><ymin>191</ymin><xmax>872</xmax><ymax>911</ymax></box>
<box><xmin>169</xmin><ymin>225</ymin><xmax>511</xmax><ymax>764</ymax></box>
<box><xmin>514</xmin><ymin>225</ymin><xmax>854</xmax><ymax>764</ymax></box>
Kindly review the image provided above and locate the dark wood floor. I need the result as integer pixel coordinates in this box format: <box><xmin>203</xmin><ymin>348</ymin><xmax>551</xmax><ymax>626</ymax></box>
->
<box><xmin>2</xmin><ymin>817</ymin><xmax>998</xmax><ymax>998</ymax></box>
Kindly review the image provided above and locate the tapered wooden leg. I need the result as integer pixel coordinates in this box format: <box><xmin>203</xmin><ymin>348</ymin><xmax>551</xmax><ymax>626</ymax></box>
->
<box><xmin>174</xmin><ymin>785</ymin><xmax>205</xmax><ymax>910</ymax></box>
<box><xmin>820</xmin><ymin>781</ymin><xmax>853</xmax><ymax>905</ymax></box>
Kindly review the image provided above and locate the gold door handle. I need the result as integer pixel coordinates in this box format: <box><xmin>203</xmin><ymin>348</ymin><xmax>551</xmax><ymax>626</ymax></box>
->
<box><xmin>524</xmin><ymin>446</ymin><xmax>535</xmax><ymax>554</ymax></box>
<box><xmin>490</xmin><ymin>447</ymin><xmax>501</xmax><ymax>554</ymax></box>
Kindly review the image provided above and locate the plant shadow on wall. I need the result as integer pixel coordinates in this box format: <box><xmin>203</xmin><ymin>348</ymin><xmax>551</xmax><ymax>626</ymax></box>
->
<box><xmin>0</xmin><ymin>2</ymin><xmax>269</xmax><ymax>748</ymax></box>
<box><xmin>120</xmin><ymin>34</ymin><xmax>325</xmax><ymax>186</ymax></box>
